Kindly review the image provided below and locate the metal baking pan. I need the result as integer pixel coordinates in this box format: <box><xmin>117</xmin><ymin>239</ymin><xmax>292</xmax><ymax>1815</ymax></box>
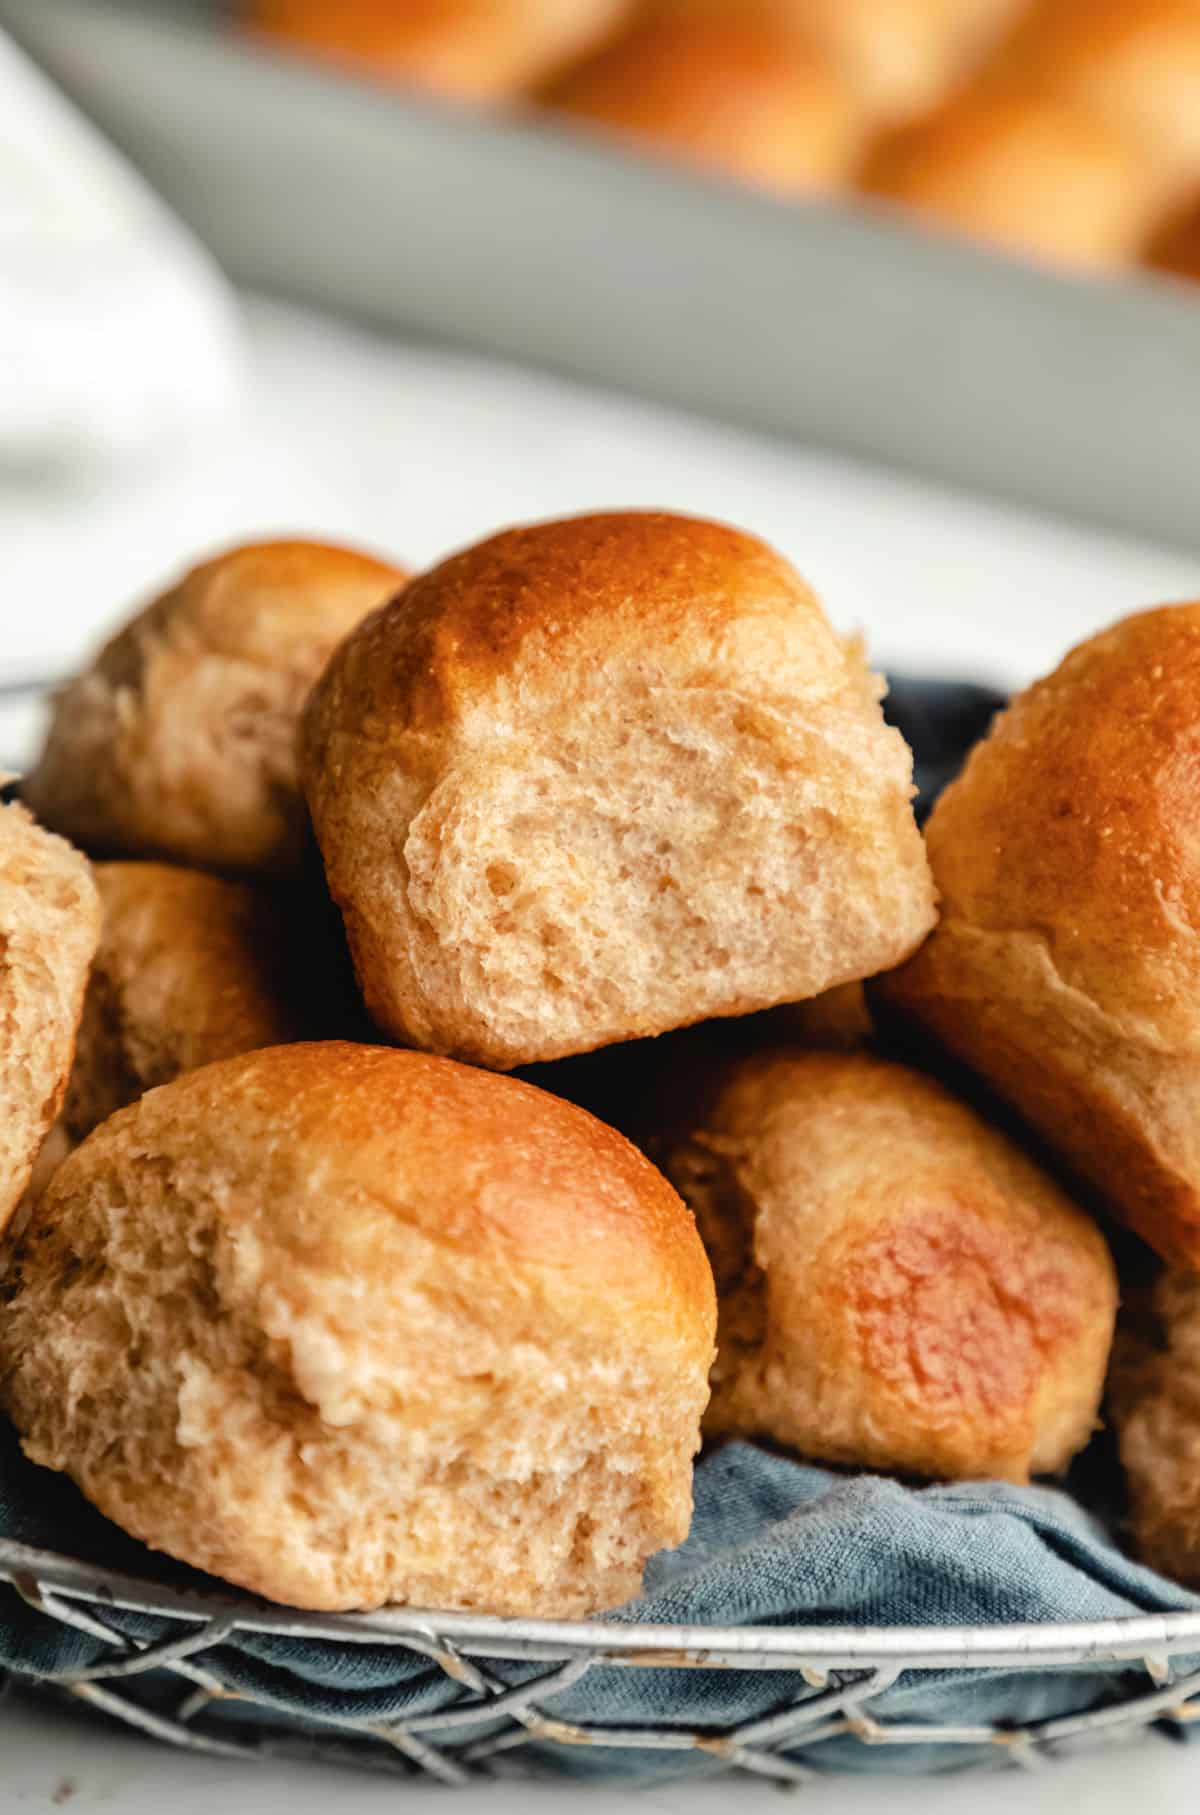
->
<box><xmin>6</xmin><ymin>0</ymin><xmax>1200</xmax><ymax>553</ymax></box>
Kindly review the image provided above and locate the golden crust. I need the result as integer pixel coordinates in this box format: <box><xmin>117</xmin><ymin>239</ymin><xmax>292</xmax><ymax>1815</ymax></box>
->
<box><xmin>301</xmin><ymin>510</ymin><xmax>936</xmax><ymax>1068</ymax></box>
<box><xmin>1110</xmin><ymin>1270</ymin><xmax>1200</xmax><ymax>1587</ymax></box>
<box><xmin>0</xmin><ymin>804</ymin><xmax>99</xmax><ymax>1238</ymax></box>
<box><xmin>248</xmin><ymin>0</ymin><xmax>634</xmax><ymax>100</ymax></box>
<box><xmin>878</xmin><ymin>602</ymin><xmax>1200</xmax><ymax>1269</ymax></box>
<box><xmin>0</xmin><ymin>1042</ymin><xmax>716</xmax><ymax>1613</ymax></box>
<box><xmin>653</xmin><ymin>1049</ymin><xmax>1116</xmax><ymax>1481</ymax></box>
<box><xmin>991</xmin><ymin>0</ymin><xmax>1200</xmax><ymax>195</ymax></box>
<box><xmin>311</xmin><ymin>510</ymin><xmax>849</xmax><ymax>721</ymax></box>
<box><xmin>63</xmin><ymin>862</ymin><xmax>305</xmax><ymax>1141</ymax></box>
<box><xmin>862</xmin><ymin>85</ymin><xmax>1161</xmax><ymax>269</ymax></box>
<box><xmin>543</xmin><ymin>13</ymin><xmax>865</xmax><ymax>194</ymax></box>
<box><xmin>784</xmin><ymin>0</ymin><xmax>1026</xmax><ymax>124</ymax></box>
<box><xmin>25</xmin><ymin>540</ymin><xmax>405</xmax><ymax>877</ymax></box>
<box><xmin>1147</xmin><ymin>193</ymin><xmax>1200</xmax><ymax>282</ymax></box>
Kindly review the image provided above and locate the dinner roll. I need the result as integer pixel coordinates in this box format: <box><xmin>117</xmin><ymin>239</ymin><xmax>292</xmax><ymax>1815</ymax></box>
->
<box><xmin>991</xmin><ymin>0</ymin><xmax>1200</xmax><ymax>196</ymax></box>
<box><xmin>63</xmin><ymin>862</ymin><xmax>304</xmax><ymax>1143</ymax></box>
<box><xmin>1147</xmin><ymin>193</ymin><xmax>1200</xmax><ymax>282</ymax></box>
<box><xmin>301</xmin><ymin>511</ymin><xmax>937</xmax><ymax>1070</ymax></box>
<box><xmin>542</xmin><ymin>13</ymin><xmax>865</xmax><ymax>194</ymax></box>
<box><xmin>785</xmin><ymin>0</ymin><xmax>1027</xmax><ymax>125</ymax></box>
<box><xmin>654</xmin><ymin>1049</ymin><xmax>1116</xmax><ymax>1481</ymax></box>
<box><xmin>877</xmin><ymin>604</ymin><xmax>1200</xmax><ymax>1270</ymax></box>
<box><xmin>861</xmin><ymin>86</ymin><xmax>1160</xmax><ymax>269</ymax></box>
<box><xmin>1110</xmin><ymin>1271</ymin><xmax>1200</xmax><ymax>1588</ymax></box>
<box><xmin>249</xmin><ymin>0</ymin><xmax>634</xmax><ymax>101</ymax></box>
<box><xmin>25</xmin><ymin>539</ymin><xmax>405</xmax><ymax>877</ymax></box>
<box><xmin>0</xmin><ymin>803</ymin><xmax>99</xmax><ymax>1238</ymax></box>
<box><xmin>0</xmin><ymin>1043</ymin><xmax>715</xmax><ymax>1613</ymax></box>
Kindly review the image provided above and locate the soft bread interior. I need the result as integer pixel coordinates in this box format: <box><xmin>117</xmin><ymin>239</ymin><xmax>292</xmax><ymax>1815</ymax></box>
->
<box><xmin>3</xmin><ymin>1138</ymin><xmax>696</xmax><ymax>1615</ymax></box>
<box><xmin>388</xmin><ymin>684</ymin><xmax>926</xmax><ymax>1066</ymax></box>
<box><xmin>0</xmin><ymin>809</ymin><xmax>98</xmax><ymax>1231</ymax></box>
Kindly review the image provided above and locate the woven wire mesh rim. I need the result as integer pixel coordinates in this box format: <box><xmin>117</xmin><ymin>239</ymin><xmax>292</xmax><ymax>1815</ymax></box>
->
<box><xmin>6</xmin><ymin>1542</ymin><xmax>1200</xmax><ymax>1788</ymax></box>
<box><xmin>5</xmin><ymin>1539</ymin><xmax>1200</xmax><ymax>1674</ymax></box>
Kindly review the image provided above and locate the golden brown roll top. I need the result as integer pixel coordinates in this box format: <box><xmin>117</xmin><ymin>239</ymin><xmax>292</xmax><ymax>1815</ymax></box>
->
<box><xmin>543</xmin><ymin>11</ymin><xmax>865</xmax><ymax>194</ymax></box>
<box><xmin>0</xmin><ymin>1042</ymin><xmax>716</xmax><ymax>1614</ymax></box>
<box><xmin>653</xmin><ymin>1048</ymin><xmax>1116</xmax><ymax>1482</ymax></box>
<box><xmin>862</xmin><ymin>85</ymin><xmax>1162</xmax><ymax>269</ymax></box>
<box><xmin>878</xmin><ymin>602</ymin><xmax>1200</xmax><ymax>1270</ymax></box>
<box><xmin>0</xmin><ymin>803</ymin><xmax>99</xmax><ymax>1237</ymax></box>
<box><xmin>25</xmin><ymin>539</ymin><xmax>406</xmax><ymax>877</ymax></box>
<box><xmin>62</xmin><ymin>862</ymin><xmax>307</xmax><ymax>1143</ymax></box>
<box><xmin>248</xmin><ymin>0</ymin><xmax>635</xmax><ymax>101</ymax></box>
<box><xmin>301</xmin><ymin>509</ymin><xmax>936</xmax><ymax>1069</ymax></box>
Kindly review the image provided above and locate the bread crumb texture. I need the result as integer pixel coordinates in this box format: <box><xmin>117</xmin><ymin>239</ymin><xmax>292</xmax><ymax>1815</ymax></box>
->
<box><xmin>655</xmin><ymin>1050</ymin><xmax>1116</xmax><ymax>1482</ymax></box>
<box><xmin>1111</xmin><ymin>1270</ymin><xmax>1200</xmax><ymax>1587</ymax></box>
<box><xmin>879</xmin><ymin>601</ymin><xmax>1200</xmax><ymax>1268</ymax></box>
<box><xmin>0</xmin><ymin>803</ymin><xmax>99</xmax><ymax>1237</ymax></box>
<box><xmin>1</xmin><ymin>1042</ymin><xmax>716</xmax><ymax>1614</ymax></box>
<box><xmin>302</xmin><ymin>511</ymin><xmax>936</xmax><ymax>1068</ymax></box>
<box><xmin>64</xmin><ymin>862</ymin><xmax>307</xmax><ymax>1141</ymax></box>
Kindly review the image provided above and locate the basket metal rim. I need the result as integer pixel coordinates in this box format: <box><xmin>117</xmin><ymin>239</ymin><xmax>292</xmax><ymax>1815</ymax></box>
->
<box><xmin>4</xmin><ymin>1538</ymin><xmax>1199</xmax><ymax>1673</ymax></box>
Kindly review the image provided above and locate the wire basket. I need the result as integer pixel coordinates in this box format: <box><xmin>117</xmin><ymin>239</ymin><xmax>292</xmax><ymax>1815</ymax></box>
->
<box><xmin>4</xmin><ymin>1536</ymin><xmax>1200</xmax><ymax>1785</ymax></box>
<box><xmin>3</xmin><ymin>671</ymin><xmax>1199</xmax><ymax>1785</ymax></box>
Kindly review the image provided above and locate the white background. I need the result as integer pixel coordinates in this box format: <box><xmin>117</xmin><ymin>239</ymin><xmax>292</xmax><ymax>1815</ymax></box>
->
<box><xmin>3</xmin><ymin>295</ymin><xmax>1200</xmax><ymax>1808</ymax></box>
<box><xmin>3</xmin><ymin>296</ymin><xmax>1200</xmax><ymax>697</ymax></box>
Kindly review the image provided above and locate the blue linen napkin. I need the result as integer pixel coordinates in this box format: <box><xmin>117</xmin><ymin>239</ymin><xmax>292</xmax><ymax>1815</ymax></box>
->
<box><xmin>8</xmin><ymin>674</ymin><xmax>1197</xmax><ymax>1782</ymax></box>
<box><xmin>2</xmin><ymin>1425</ymin><xmax>1198</xmax><ymax>1782</ymax></box>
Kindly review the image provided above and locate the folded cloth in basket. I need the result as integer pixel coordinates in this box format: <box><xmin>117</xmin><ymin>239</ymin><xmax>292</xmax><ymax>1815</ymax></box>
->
<box><xmin>2</xmin><ymin>1421</ymin><xmax>1198</xmax><ymax>1782</ymax></box>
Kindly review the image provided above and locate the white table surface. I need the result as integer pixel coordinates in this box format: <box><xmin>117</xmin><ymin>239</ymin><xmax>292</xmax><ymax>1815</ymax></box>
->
<box><xmin>3</xmin><ymin>292</ymin><xmax>1200</xmax><ymax>1809</ymax></box>
<box><xmin>1</xmin><ymin>1689</ymin><xmax>1197</xmax><ymax>1812</ymax></box>
<box><xmin>3</xmin><ymin>295</ymin><xmax>1200</xmax><ymax>695</ymax></box>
